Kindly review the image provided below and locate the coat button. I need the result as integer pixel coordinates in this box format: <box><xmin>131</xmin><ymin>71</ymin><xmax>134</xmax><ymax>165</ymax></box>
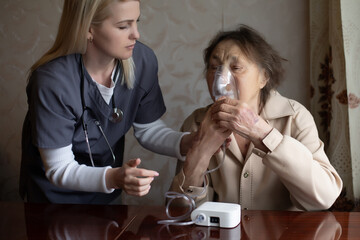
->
<box><xmin>243</xmin><ymin>172</ymin><xmax>249</xmax><ymax>178</ymax></box>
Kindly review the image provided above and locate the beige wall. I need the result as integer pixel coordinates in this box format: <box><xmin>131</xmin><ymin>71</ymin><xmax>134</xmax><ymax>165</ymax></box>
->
<box><xmin>0</xmin><ymin>0</ymin><xmax>309</xmax><ymax>205</ymax></box>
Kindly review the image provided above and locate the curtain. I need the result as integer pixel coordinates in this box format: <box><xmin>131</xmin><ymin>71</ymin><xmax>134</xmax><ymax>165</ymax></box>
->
<box><xmin>310</xmin><ymin>0</ymin><xmax>360</xmax><ymax>211</ymax></box>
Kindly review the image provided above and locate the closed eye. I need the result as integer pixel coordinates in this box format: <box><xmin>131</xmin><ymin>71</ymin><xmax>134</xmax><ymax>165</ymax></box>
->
<box><xmin>231</xmin><ymin>65</ymin><xmax>244</xmax><ymax>71</ymax></box>
<box><xmin>117</xmin><ymin>17</ymin><xmax>139</xmax><ymax>30</ymax></box>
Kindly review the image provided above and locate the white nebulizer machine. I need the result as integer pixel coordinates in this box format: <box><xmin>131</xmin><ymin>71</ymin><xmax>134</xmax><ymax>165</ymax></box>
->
<box><xmin>157</xmin><ymin>65</ymin><xmax>241</xmax><ymax>229</ymax></box>
<box><xmin>191</xmin><ymin>201</ymin><xmax>241</xmax><ymax>228</ymax></box>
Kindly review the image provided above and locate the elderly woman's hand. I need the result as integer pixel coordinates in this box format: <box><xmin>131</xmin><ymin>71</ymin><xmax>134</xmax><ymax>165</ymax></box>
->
<box><xmin>211</xmin><ymin>98</ymin><xmax>273</xmax><ymax>151</ymax></box>
<box><xmin>182</xmin><ymin>105</ymin><xmax>231</xmax><ymax>187</ymax></box>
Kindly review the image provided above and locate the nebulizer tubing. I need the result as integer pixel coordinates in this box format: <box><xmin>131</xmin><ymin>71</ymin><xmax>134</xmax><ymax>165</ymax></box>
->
<box><xmin>157</xmin><ymin>149</ymin><xmax>227</xmax><ymax>226</ymax></box>
<box><xmin>157</xmin><ymin>150</ymin><xmax>228</xmax><ymax>226</ymax></box>
<box><xmin>157</xmin><ymin>65</ymin><xmax>237</xmax><ymax>226</ymax></box>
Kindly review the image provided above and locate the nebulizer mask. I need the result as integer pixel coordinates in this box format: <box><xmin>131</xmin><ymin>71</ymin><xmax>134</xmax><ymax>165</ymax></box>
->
<box><xmin>212</xmin><ymin>65</ymin><xmax>238</xmax><ymax>101</ymax></box>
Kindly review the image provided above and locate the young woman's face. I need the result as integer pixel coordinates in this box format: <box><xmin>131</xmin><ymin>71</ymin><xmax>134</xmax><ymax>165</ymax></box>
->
<box><xmin>206</xmin><ymin>39</ymin><xmax>267</xmax><ymax>104</ymax></box>
<box><xmin>90</xmin><ymin>0</ymin><xmax>140</xmax><ymax>60</ymax></box>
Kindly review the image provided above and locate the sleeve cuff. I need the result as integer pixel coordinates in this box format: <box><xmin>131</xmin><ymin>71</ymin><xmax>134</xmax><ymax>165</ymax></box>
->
<box><xmin>178</xmin><ymin>169</ymin><xmax>208</xmax><ymax>200</ymax></box>
<box><xmin>262</xmin><ymin>127</ymin><xmax>283</xmax><ymax>152</ymax></box>
<box><xmin>176</xmin><ymin>132</ymin><xmax>191</xmax><ymax>161</ymax></box>
<box><xmin>103</xmin><ymin>166</ymin><xmax>115</xmax><ymax>193</ymax></box>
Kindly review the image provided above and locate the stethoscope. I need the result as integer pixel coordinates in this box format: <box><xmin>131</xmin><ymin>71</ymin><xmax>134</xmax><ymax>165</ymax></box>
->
<box><xmin>79</xmin><ymin>55</ymin><xmax>123</xmax><ymax>166</ymax></box>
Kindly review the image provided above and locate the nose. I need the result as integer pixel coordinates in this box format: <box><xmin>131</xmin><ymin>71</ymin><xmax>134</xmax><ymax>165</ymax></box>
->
<box><xmin>131</xmin><ymin>22</ymin><xmax>140</xmax><ymax>40</ymax></box>
<box><xmin>216</xmin><ymin>66</ymin><xmax>231</xmax><ymax>84</ymax></box>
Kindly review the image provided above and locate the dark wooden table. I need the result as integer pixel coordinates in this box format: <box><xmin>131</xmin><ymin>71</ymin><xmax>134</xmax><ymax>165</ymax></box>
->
<box><xmin>0</xmin><ymin>201</ymin><xmax>359</xmax><ymax>239</ymax></box>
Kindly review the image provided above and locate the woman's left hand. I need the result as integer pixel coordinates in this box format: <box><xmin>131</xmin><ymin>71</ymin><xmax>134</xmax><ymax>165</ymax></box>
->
<box><xmin>106</xmin><ymin>158</ymin><xmax>159</xmax><ymax>197</ymax></box>
<box><xmin>211</xmin><ymin>98</ymin><xmax>272</xmax><ymax>150</ymax></box>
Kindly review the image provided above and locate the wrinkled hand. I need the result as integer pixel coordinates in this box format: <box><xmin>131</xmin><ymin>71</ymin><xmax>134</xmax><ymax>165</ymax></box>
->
<box><xmin>211</xmin><ymin>98</ymin><xmax>272</xmax><ymax>149</ymax></box>
<box><xmin>183</xmin><ymin>105</ymin><xmax>232</xmax><ymax>187</ymax></box>
<box><xmin>106</xmin><ymin>158</ymin><xmax>159</xmax><ymax>196</ymax></box>
<box><xmin>180</xmin><ymin>130</ymin><xmax>230</xmax><ymax>157</ymax></box>
<box><xmin>193</xmin><ymin>105</ymin><xmax>232</xmax><ymax>157</ymax></box>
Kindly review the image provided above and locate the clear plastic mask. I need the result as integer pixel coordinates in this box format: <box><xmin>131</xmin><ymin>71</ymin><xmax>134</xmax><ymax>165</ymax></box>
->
<box><xmin>212</xmin><ymin>65</ymin><xmax>238</xmax><ymax>100</ymax></box>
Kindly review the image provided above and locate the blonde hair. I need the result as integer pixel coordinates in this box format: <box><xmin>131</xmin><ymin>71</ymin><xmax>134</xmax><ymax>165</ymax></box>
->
<box><xmin>30</xmin><ymin>0</ymin><xmax>137</xmax><ymax>88</ymax></box>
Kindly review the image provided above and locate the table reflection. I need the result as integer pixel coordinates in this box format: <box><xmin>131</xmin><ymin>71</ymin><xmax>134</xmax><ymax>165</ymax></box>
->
<box><xmin>241</xmin><ymin>210</ymin><xmax>342</xmax><ymax>240</ymax></box>
<box><xmin>158</xmin><ymin>224</ymin><xmax>241</xmax><ymax>240</ymax></box>
<box><xmin>23</xmin><ymin>203</ymin><xmax>343</xmax><ymax>240</ymax></box>
<box><xmin>120</xmin><ymin>217</ymin><xmax>241</xmax><ymax>240</ymax></box>
<box><xmin>24</xmin><ymin>203</ymin><xmax>131</xmax><ymax>240</ymax></box>
<box><xmin>124</xmin><ymin>210</ymin><xmax>342</xmax><ymax>239</ymax></box>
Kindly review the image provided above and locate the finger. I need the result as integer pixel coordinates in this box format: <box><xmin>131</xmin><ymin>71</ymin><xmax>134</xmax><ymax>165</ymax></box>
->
<box><xmin>216</xmin><ymin>120</ymin><xmax>247</xmax><ymax>138</ymax></box>
<box><xmin>122</xmin><ymin>176</ymin><xmax>154</xmax><ymax>192</ymax></box>
<box><xmin>129</xmin><ymin>167</ymin><xmax>159</xmax><ymax>178</ymax></box>
<box><xmin>211</xmin><ymin>104</ymin><xmax>235</xmax><ymax>119</ymax></box>
<box><xmin>136</xmin><ymin>176</ymin><xmax>155</xmax><ymax>186</ymax></box>
<box><xmin>126</xmin><ymin>185</ymin><xmax>151</xmax><ymax>197</ymax></box>
<box><xmin>214</xmin><ymin>96</ymin><xmax>233</xmax><ymax>104</ymax></box>
<box><xmin>212</xmin><ymin>110</ymin><xmax>235</xmax><ymax>124</ymax></box>
<box><xmin>126</xmin><ymin>158</ymin><xmax>141</xmax><ymax>168</ymax></box>
<box><xmin>216</xmin><ymin>119</ymin><xmax>235</xmax><ymax>130</ymax></box>
<box><xmin>125</xmin><ymin>178</ymin><xmax>153</xmax><ymax>191</ymax></box>
<box><xmin>212</xmin><ymin>98</ymin><xmax>236</xmax><ymax>112</ymax></box>
<box><xmin>120</xmin><ymin>168</ymin><xmax>158</xmax><ymax>188</ymax></box>
<box><xmin>124</xmin><ymin>184</ymin><xmax>151</xmax><ymax>196</ymax></box>
<box><xmin>217</xmin><ymin>126</ymin><xmax>232</xmax><ymax>134</ymax></box>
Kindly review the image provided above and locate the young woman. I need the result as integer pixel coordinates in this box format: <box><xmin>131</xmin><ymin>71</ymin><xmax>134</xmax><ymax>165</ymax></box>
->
<box><xmin>170</xmin><ymin>25</ymin><xmax>343</xmax><ymax>210</ymax></box>
<box><xmin>20</xmin><ymin>0</ymin><xmax>192</xmax><ymax>204</ymax></box>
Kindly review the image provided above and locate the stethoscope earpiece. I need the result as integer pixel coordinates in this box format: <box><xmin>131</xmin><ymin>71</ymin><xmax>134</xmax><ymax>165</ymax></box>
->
<box><xmin>110</xmin><ymin>108</ymin><xmax>123</xmax><ymax>123</ymax></box>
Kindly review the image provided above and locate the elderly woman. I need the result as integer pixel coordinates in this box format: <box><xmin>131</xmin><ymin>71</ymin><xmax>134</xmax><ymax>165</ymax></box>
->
<box><xmin>170</xmin><ymin>25</ymin><xmax>342</xmax><ymax>210</ymax></box>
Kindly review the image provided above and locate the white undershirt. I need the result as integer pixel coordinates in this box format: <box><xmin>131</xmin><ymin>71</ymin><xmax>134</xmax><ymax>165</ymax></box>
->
<box><xmin>39</xmin><ymin>119</ymin><xmax>188</xmax><ymax>193</ymax></box>
<box><xmin>39</xmin><ymin>67</ymin><xmax>188</xmax><ymax>193</ymax></box>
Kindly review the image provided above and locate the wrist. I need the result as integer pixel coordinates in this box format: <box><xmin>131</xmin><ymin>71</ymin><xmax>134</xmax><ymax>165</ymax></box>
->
<box><xmin>105</xmin><ymin>168</ymin><xmax>116</xmax><ymax>190</ymax></box>
<box><xmin>251</xmin><ymin>118</ymin><xmax>272</xmax><ymax>144</ymax></box>
<box><xmin>182</xmin><ymin>167</ymin><xmax>204</xmax><ymax>188</ymax></box>
<box><xmin>253</xmin><ymin>126</ymin><xmax>272</xmax><ymax>152</ymax></box>
<box><xmin>183</xmin><ymin>146</ymin><xmax>211</xmax><ymax>187</ymax></box>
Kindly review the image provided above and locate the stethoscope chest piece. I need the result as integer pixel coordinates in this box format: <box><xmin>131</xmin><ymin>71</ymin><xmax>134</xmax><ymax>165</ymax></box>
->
<box><xmin>109</xmin><ymin>108</ymin><xmax>123</xmax><ymax>123</ymax></box>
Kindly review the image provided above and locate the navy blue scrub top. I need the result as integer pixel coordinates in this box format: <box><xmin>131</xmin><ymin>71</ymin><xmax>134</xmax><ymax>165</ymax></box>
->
<box><xmin>20</xmin><ymin>41</ymin><xmax>166</xmax><ymax>204</ymax></box>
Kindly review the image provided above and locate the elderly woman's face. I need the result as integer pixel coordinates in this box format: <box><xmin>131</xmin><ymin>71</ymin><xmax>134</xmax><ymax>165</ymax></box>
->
<box><xmin>206</xmin><ymin>39</ymin><xmax>267</xmax><ymax>103</ymax></box>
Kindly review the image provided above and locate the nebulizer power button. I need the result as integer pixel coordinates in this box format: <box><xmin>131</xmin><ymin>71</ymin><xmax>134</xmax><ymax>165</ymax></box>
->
<box><xmin>195</xmin><ymin>213</ymin><xmax>206</xmax><ymax>224</ymax></box>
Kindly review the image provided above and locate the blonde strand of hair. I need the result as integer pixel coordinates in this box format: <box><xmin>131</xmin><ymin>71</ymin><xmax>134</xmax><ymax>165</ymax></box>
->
<box><xmin>121</xmin><ymin>58</ymin><xmax>135</xmax><ymax>89</ymax></box>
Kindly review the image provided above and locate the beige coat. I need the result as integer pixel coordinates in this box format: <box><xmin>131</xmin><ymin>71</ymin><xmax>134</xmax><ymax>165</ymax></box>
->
<box><xmin>170</xmin><ymin>91</ymin><xmax>343</xmax><ymax>210</ymax></box>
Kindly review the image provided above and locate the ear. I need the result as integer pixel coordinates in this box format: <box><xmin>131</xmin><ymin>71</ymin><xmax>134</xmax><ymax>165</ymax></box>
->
<box><xmin>87</xmin><ymin>26</ymin><xmax>94</xmax><ymax>42</ymax></box>
<box><xmin>259</xmin><ymin>69</ymin><xmax>269</xmax><ymax>89</ymax></box>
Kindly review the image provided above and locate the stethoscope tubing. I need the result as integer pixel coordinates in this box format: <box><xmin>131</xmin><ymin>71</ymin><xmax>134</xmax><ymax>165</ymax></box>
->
<box><xmin>79</xmin><ymin>55</ymin><xmax>120</xmax><ymax>166</ymax></box>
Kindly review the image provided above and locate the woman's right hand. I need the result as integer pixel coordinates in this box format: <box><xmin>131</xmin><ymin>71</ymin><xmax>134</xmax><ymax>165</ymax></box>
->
<box><xmin>105</xmin><ymin>158</ymin><xmax>159</xmax><ymax>196</ymax></box>
<box><xmin>183</xmin><ymin>106</ymin><xmax>231</xmax><ymax>187</ymax></box>
<box><xmin>193</xmin><ymin>105</ymin><xmax>232</xmax><ymax>157</ymax></box>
